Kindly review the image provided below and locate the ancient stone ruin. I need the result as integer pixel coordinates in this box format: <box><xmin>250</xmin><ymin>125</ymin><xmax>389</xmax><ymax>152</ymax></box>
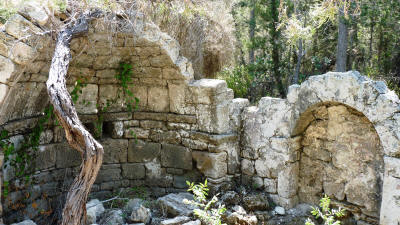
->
<box><xmin>1</xmin><ymin>7</ymin><xmax>400</xmax><ymax>225</ymax></box>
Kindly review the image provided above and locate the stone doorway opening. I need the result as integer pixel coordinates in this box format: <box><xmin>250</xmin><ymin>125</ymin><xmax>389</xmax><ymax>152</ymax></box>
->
<box><xmin>293</xmin><ymin>102</ymin><xmax>384</xmax><ymax>224</ymax></box>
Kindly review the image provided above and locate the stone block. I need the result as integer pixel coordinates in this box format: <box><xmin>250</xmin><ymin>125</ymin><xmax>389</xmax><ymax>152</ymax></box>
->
<box><xmin>148</xmin><ymin>86</ymin><xmax>169</xmax><ymax>112</ymax></box>
<box><xmin>56</xmin><ymin>143</ymin><xmax>81</xmax><ymax>168</ymax></box>
<box><xmin>133</xmin><ymin>67</ymin><xmax>162</xmax><ymax>79</ymax></box>
<box><xmin>125</xmin><ymin>127</ymin><xmax>149</xmax><ymax>139</ymax></box>
<box><xmin>102</xmin><ymin>138</ymin><xmax>128</xmax><ymax>164</ymax></box>
<box><xmin>161</xmin><ymin>144</ymin><xmax>192</xmax><ymax>170</ymax></box>
<box><xmin>134</xmin><ymin>112</ymin><xmax>167</xmax><ymax>121</ymax></box>
<box><xmin>96</xmin><ymin>164</ymin><xmax>122</xmax><ymax>183</ymax></box>
<box><xmin>124</xmin><ymin>120</ymin><xmax>140</xmax><ymax>127</ymax></box>
<box><xmin>192</xmin><ymin>151</ymin><xmax>227</xmax><ymax>179</ymax></box>
<box><xmin>130</xmin><ymin>85</ymin><xmax>148</xmax><ymax>109</ymax></box>
<box><xmin>5</xmin><ymin>14</ymin><xmax>42</xmax><ymax>40</ymax></box>
<box><xmin>229</xmin><ymin>98</ymin><xmax>250</xmax><ymax>132</ymax></box>
<box><xmin>163</xmin><ymin>68</ymin><xmax>186</xmax><ymax>80</ymax></box>
<box><xmin>140</xmin><ymin>120</ymin><xmax>166</xmax><ymax>129</ymax></box>
<box><xmin>122</xmin><ymin>163</ymin><xmax>146</xmax><ymax>179</ymax></box>
<box><xmin>241</xmin><ymin>159</ymin><xmax>255</xmax><ymax>176</ymax></box>
<box><xmin>196</xmin><ymin>103</ymin><xmax>230</xmax><ymax>134</ymax></box>
<box><xmin>187</xmin><ymin>79</ymin><xmax>229</xmax><ymax>104</ymax></box>
<box><xmin>277</xmin><ymin>162</ymin><xmax>299</xmax><ymax>198</ymax></box>
<box><xmin>264</xmin><ymin>178</ymin><xmax>277</xmax><ymax>193</ymax></box>
<box><xmin>96</xmin><ymin>69</ymin><xmax>117</xmax><ymax>78</ymax></box>
<box><xmin>0</xmin><ymin>83</ymin><xmax>8</xmax><ymax>106</ymax></box>
<box><xmin>168</xmin><ymin>83</ymin><xmax>186</xmax><ymax>114</ymax></box>
<box><xmin>71</xmin><ymin>84</ymin><xmax>98</xmax><ymax>114</ymax></box>
<box><xmin>151</xmin><ymin>130</ymin><xmax>181</xmax><ymax>144</ymax></box>
<box><xmin>109</xmin><ymin>121</ymin><xmax>124</xmax><ymax>138</ymax></box>
<box><xmin>10</xmin><ymin>42</ymin><xmax>37</xmax><ymax>65</ymax></box>
<box><xmin>150</xmin><ymin>54</ymin><xmax>172</xmax><ymax>67</ymax></box>
<box><xmin>167</xmin><ymin>114</ymin><xmax>196</xmax><ymax>124</ymax></box>
<box><xmin>0</xmin><ymin>55</ymin><xmax>15</xmax><ymax>83</ymax></box>
<box><xmin>102</xmin><ymin>112</ymin><xmax>132</xmax><ymax>121</ymax></box>
<box><xmin>35</xmin><ymin>144</ymin><xmax>57</xmax><ymax>170</ymax></box>
<box><xmin>128</xmin><ymin>140</ymin><xmax>161</xmax><ymax>163</ymax></box>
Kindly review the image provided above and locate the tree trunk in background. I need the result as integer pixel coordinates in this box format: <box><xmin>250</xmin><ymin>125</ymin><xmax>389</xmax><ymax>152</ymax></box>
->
<box><xmin>336</xmin><ymin>1</ymin><xmax>348</xmax><ymax>72</ymax></box>
<box><xmin>293</xmin><ymin>39</ymin><xmax>303</xmax><ymax>84</ymax></box>
<box><xmin>269</xmin><ymin>0</ymin><xmax>285</xmax><ymax>97</ymax></box>
<box><xmin>46</xmin><ymin>11</ymin><xmax>103</xmax><ymax>225</ymax></box>
<box><xmin>249</xmin><ymin>0</ymin><xmax>256</xmax><ymax>64</ymax></box>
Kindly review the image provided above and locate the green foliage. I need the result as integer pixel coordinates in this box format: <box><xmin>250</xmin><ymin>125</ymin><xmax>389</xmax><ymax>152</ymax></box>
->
<box><xmin>1</xmin><ymin>105</ymin><xmax>55</xmax><ymax>196</ymax></box>
<box><xmin>218</xmin><ymin>65</ymin><xmax>252</xmax><ymax>99</ymax></box>
<box><xmin>305</xmin><ymin>195</ymin><xmax>346</xmax><ymax>225</ymax></box>
<box><xmin>184</xmin><ymin>180</ymin><xmax>227</xmax><ymax>225</ymax></box>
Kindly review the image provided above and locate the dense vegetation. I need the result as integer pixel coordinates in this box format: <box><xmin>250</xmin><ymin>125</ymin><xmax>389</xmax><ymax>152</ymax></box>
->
<box><xmin>221</xmin><ymin>0</ymin><xmax>400</xmax><ymax>101</ymax></box>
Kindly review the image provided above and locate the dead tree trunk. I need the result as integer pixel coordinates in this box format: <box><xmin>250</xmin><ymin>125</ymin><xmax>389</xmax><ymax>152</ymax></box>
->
<box><xmin>46</xmin><ymin>11</ymin><xmax>103</xmax><ymax>225</ymax></box>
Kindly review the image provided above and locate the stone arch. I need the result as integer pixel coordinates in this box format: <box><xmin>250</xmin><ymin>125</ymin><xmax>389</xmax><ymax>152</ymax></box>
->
<box><xmin>292</xmin><ymin>101</ymin><xmax>384</xmax><ymax>222</ymax></box>
<box><xmin>287</xmin><ymin>71</ymin><xmax>400</xmax><ymax>224</ymax></box>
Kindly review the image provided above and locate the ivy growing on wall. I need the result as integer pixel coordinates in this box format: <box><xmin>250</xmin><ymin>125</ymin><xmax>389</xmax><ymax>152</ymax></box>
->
<box><xmin>1</xmin><ymin>61</ymin><xmax>139</xmax><ymax>197</ymax></box>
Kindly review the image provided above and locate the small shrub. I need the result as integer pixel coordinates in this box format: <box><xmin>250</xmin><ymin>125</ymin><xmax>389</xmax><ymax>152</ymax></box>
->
<box><xmin>183</xmin><ymin>179</ymin><xmax>227</xmax><ymax>225</ymax></box>
<box><xmin>305</xmin><ymin>195</ymin><xmax>346</xmax><ymax>225</ymax></box>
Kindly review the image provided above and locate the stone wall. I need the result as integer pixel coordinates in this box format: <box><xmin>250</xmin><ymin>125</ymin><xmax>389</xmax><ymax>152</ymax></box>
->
<box><xmin>241</xmin><ymin>72</ymin><xmax>400</xmax><ymax>225</ymax></box>
<box><xmin>1</xmin><ymin>5</ymin><xmax>400</xmax><ymax>225</ymax></box>
<box><xmin>0</xmin><ymin>8</ymin><xmax>238</xmax><ymax>224</ymax></box>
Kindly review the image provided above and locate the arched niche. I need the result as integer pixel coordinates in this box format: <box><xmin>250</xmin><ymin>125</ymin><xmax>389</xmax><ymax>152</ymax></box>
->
<box><xmin>292</xmin><ymin>101</ymin><xmax>384</xmax><ymax>222</ymax></box>
<box><xmin>286</xmin><ymin>71</ymin><xmax>400</xmax><ymax>224</ymax></box>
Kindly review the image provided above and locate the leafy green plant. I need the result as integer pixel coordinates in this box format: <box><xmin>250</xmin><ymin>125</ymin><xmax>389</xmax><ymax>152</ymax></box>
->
<box><xmin>305</xmin><ymin>195</ymin><xmax>346</xmax><ymax>225</ymax></box>
<box><xmin>183</xmin><ymin>179</ymin><xmax>227</xmax><ymax>225</ymax></box>
<box><xmin>1</xmin><ymin>105</ymin><xmax>55</xmax><ymax>196</ymax></box>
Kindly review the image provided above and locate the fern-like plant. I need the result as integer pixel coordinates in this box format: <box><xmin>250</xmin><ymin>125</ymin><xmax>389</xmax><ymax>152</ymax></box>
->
<box><xmin>305</xmin><ymin>195</ymin><xmax>346</xmax><ymax>225</ymax></box>
<box><xmin>183</xmin><ymin>179</ymin><xmax>227</xmax><ymax>225</ymax></box>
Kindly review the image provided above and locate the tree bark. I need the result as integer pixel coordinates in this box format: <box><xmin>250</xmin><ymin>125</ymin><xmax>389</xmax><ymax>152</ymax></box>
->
<box><xmin>46</xmin><ymin>11</ymin><xmax>103</xmax><ymax>225</ymax></box>
<box><xmin>336</xmin><ymin>1</ymin><xmax>348</xmax><ymax>72</ymax></box>
<box><xmin>249</xmin><ymin>0</ymin><xmax>256</xmax><ymax>64</ymax></box>
<box><xmin>293</xmin><ymin>38</ymin><xmax>303</xmax><ymax>84</ymax></box>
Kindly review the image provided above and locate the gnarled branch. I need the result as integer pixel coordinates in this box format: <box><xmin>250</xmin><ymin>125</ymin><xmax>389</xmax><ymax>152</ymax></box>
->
<box><xmin>46</xmin><ymin>10</ymin><xmax>103</xmax><ymax>225</ymax></box>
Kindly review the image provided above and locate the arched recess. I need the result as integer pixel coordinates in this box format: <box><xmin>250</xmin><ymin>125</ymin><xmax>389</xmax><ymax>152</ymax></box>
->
<box><xmin>293</xmin><ymin>101</ymin><xmax>384</xmax><ymax>222</ymax></box>
<box><xmin>287</xmin><ymin>71</ymin><xmax>400</xmax><ymax>225</ymax></box>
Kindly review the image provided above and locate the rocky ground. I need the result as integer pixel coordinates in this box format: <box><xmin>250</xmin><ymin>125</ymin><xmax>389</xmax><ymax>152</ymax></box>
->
<box><xmin>10</xmin><ymin>187</ymin><xmax>321</xmax><ymax>225</ymax></box>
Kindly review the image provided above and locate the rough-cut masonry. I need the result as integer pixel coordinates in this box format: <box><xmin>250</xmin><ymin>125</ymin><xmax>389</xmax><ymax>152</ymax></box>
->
<box><xmin>298</xmin><ymin>104</ymin><xmax>383</xmax><ymax>220</ymax></box>
<box><xmin>1</xmin><ymin>6</ymin><xmax>400</xmax><ymax>225</ymax></box>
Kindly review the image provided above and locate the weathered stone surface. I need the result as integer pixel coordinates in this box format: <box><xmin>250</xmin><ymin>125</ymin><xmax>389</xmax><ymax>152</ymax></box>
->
<box><xmin>11</xmin><ymin>220</ymin><xmax>37</xmax><ymax>225</ymax></box>
<box><xmin>148</xmin><ymin>86</ymin><xmax>169</xmax><ymax>112</ymax></box>
<box><xmin>0</xmin><ymin>55</ymin><xmax>15</xmax><ymax>83</ymax></box>
<box><xmin>0</xmin><ymin>83</ymin><xmax>8</xmax><ymax>104</ymax></box>
<box><xmin>130</xmin><ymin>204</ymin><xmax>151</xmax><ymax>224</ymax></box>
<box><xmin>96</xmin><ymin>164</ymin><xmax>122</xmax><ymax>182</ymax></box>
<box><xmin>192</xmin><ymin>151</ymin><xmax>227</xmax><ymax>178</ymax></box>
<box><xmin>5</xmin><ymin>14</ymin><xmax>42</xmax><ymax>40</ymax></box>
<box><xmin>196</xmin><ymin>103</ymin><xmax>230</xmax><ymax>134</ymax></box>
<box><xmin>226</xmin><ymin>206</ymin><xmax>258</xmax><ymax>225</ymax></box>
<box><xmin>35</xmin><ymin>144</ymin><xmax>57</xmax><ymax>170</ymax></box>
<box><xmin>122</xmin><ymin>163</ymin><xmax>146</xmax><ymax>179</ymax></box>
<box><xmin>229</xmin><ymin>98</ymin><xmax>250</xmax><ymax>132</ymax></box>
<box><xmin>379</xmin><ymin>157</ymin><xmax>400</xmax><ymax>224</ymax></box>
<box><xmin>99</xmin><ymin>209</ymin><xmax>125</xmax><ymax>225</ymax></box>
<box><xmin>86</xmin><ymin>199</ymin><xmax>105</xmax><ymax>225</ymax></box>
<box><xmin>161</xmin><ymin>216</ymin><xmax>191</xmax><ymax>225</ymax></box>
<box><xmin>187</xmin><ymin>79</ymin><xmax>228</xmax><ymax>104</ymax></box>
<box><xmin>157</xmin><ymin>193</ymin><xmax>196</xmax><ymax>217</ymax></box>
<box><xmin>125</xmin><ymin>127</ymin><xmax>150</xmax><ymax>139</ymax></box>
<box><xmin>55</xmin><ymin>143</ymin><xmax>81</xmax><ymax>168</ymax></box>
<box><xmin>128</xmin><ymin>140</ymin><xmax>161</xmax><ymax>163</ymax></box>
<box><xmin>161</xmin><ymin>144</ymin><xmax>192</xmax><ymax>170</ymax></box>
<box><xmin>10</xmin><ymin>42</ymin><xmax>37</xmax><ymax>65</ymax></box>
<box><xmin>18</xmin><ymin>2</ymin><xmax>49</xmax><ymax>26</ymax></box>
<box><xmin>278</xmin><ymin>162</ymin><xmax>299</xmax><ymax>198</ymax></box>
<box><xmin>101</xmin><ymin>138</ymin><xmax>128</xmax><ymax>163</ymax></box>
<box><xmin>243</xmin><ymin>193</ymin><xmax>270</xmax><ymax>211</ymax></box>
<box><xmin>241</xmin><ymin>159</ymin><xmax>255</xmax><ymax>176</ymax></box>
